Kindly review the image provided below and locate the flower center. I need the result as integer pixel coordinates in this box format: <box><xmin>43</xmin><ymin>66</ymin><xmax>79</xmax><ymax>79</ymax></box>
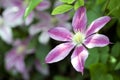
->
<box><xmin>16</xmin><ymin>45</ymin><xmax>26</xmax><ymax>54</ymax></box>
<box><xmin>51</xmin><ymin>17</ymin><xmax>58</xmax><ymax>26</ymax></box>
<box><xmin>72</xmin><ymin>32</ymin><xmax>85</xmax><ymax>45</ymax></box>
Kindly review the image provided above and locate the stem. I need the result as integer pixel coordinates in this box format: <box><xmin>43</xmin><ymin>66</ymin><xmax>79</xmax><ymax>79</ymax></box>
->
<box><xmin>106</xmin><ymin>5</ymin><xmax>120</xmax><ymax>16</ymax></box>
<box><xmin>103</xmin><ymin>0</ymin><xmax>110</xmax><ymax>15</ymax></box>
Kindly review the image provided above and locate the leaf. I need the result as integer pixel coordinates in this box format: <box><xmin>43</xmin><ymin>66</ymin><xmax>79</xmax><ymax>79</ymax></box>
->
<box><xmin>52</xmin><ymin>4</ymin><xmax>73</xmax><ymax>15</ymax></box>
<box><xmin>89</xmin><ymin>63</ymin><xmax>113</xmax><ymax>80</ymax></box>
<box><xmin>85</xmin><ymin>48</ymin><xmax>99</xmax><ymax>68</ymax></box>
<box><xmin>115</xmin><ymin>62</ymin><xmax>120</xmax><ymax>70</ymax></box>
<box><xmin>60</xmin><ymin>0</ymin><xmax>75</xmax><ymax>4</ymax></box>
<box><xmin>107</xmin><ymin>0</ymin><xmax>120</xmax><ymax>17</ymax></box>
<box><xmin>74</xmin><ymin>0</ymin><xmax>84</xmax><ymax>10</ymax></box>
<box><xmin>87</xmin><ymin>6</ymin><xmax>101</xmax><ymax>25</ymax></box>
<box><xmin>54</xmin><ymin>75</ymin><xmax>70</xmax><ymax>80</ymax></box>
<box><xmin>35</xmin><ymin>43</ymin><xmax>51</xmax><ymax>64</ymax></box>
<box><xmin>111</xmin><ymin>42</ymin><xmax>120</xmax><ymax>57</ymax></box>
<box><xmin>98</xmin><ymin>46</ymin><xmax>109</xmax><ymax>64</ymax></box>
<box><xmin>24</xmin><ymin>0</ymin><xmax>43</xmax><ymax>18</ymax></box>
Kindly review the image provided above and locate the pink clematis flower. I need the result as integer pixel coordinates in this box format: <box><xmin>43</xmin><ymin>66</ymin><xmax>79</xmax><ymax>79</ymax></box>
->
<box><xmin>45</xmin><ymin>7</ymin><xmax>111</xmax><ymax>74</ymax></box>
<box><xmin>0</xmin><ymin>16</ymin><xmax>13</xmax><ymax>44</ymax></box>
<box><xmin>5</xmin><ymin>38</ymin><xmax>34</xmax><ymax>80</ymax></box>
<box><xmin>2</xmin><ymin>0</ymin><xmax>50</xmax><ymax>27</ymax></box>
<box><xmin>29</xmin><ymin>12</ymin><xmax>71</xmax><ymax>44</ymax></box>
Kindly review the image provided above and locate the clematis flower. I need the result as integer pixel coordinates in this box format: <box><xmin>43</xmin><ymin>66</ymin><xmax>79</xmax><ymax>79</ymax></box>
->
<box><xmin>2</xmin><ymin>0</ymin><xmax>50</xmax><ymax>27</ymax></box>
<box><xmin>45</xmin><ymin>6</ymin><xmax>111</xmax><ymax>74</ymax></box>
<box><xmin>29</xmin><ymin>12</ymin><xmax>71</xmax><ymax>44</ymax></box>
<box><xmin>5</xmin><ymin>38</ymin><xmax>34</xmax><ymax>80</ymax></box>
<box><xmin>0</xmin><ymin>16</ymin><xmax>13</xmax><ymax>44</ymax></box>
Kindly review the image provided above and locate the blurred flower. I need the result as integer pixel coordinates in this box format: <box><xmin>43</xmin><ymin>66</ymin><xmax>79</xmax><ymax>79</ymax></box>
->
<box><xmin>5</xmin><ymin>38</ymin><xmax>34</xmax><ymax>80</ymax></box>
<box><xmin>29</xmin><ymin>12</ymin><xmax>71</xmax><ymax>44</ymax></box>
<box><xmin>2</xmin><ymin>0</ymin><xmax>50</xmax><ymax>27</ymax></box>
<box><xmin>45</xmin><ymin>7</ymin><xmax>111</xmax><ymax>74</ymax></box>
<box><xmin>0</xmin><ymin>16</ymin><xmax>13</xmax><ymax>44</ymax></box>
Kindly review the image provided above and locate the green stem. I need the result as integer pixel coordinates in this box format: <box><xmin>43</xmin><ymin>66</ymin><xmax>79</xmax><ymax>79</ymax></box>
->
<box><xmin>103</xmin><ymin>0</ymin><xmax>110</xmax><ymax>15</ymax></box>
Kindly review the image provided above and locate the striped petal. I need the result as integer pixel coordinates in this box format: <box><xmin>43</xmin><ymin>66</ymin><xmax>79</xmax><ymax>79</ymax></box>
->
<box><xmin>48</xmin><ymin>27</ymin><xmax>72</xmax><ymax>41</ymax></box>
<box><xmin>86</xmin><ymin>16</ymin><xmax>111</xmax><ymax>37</ymax></box>
<box><xmin>71</xmin><ymin>45</ymin><xmax>88</xmax><ymax>74</ymax></box>
<box><xmin>45</xmin><ymin>42</ymin><xmax>74</xmax><ymax>63</ymax></box>
<box><xmin>29</xmin><ymin>22</ymin><xmax>49</xmax><ymax>35</ymax></box>
<box><xmin>15</xmin><ymin>56</ymin><xmax>26</xmax><ymax>73</ymax></box>
<box><xmin>84</xmin><ymin>34</ymin><xmax>110</xmax><ymax>48</ymax></box>
<box><xmin>38</xmin><ymin>31</ymin><xmax>50</xmax><ymax>44</ymax></box>
<box><xmin>5</xmin><ymin>49</ymin><xmax>17</xmax><ymax>70</ymax></box>
<box><xmin>0</xmin><ymin>26</ymin><xmax>13</xmax><ymax>44</ymax></box>
<box><xmin>36</xmin><ymin>0</ymin><xmax>50</xmax><ymax>11</ymax></box>
<box><xmin>3</xmin><ymin>7</ymin><xmax>24</xmax><ymax>27</ymax></box>
<box><xmin>72</xmin><ymin>6</ymin><xmax>87</xmax><ymax>32</ymax></box>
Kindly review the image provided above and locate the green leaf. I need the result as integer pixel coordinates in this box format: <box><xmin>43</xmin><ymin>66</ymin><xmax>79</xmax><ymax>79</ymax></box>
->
<box><xmin>35</xmin><ymin>43</ymin><xmax>51</xmax><ymax>64</ymax></box>
<box><xmin>116</xmin><ymin>19</ymin><xmax>120</xmax><ymax>38</ymax></box>
<box><xmin>54</xmin><ymin>75</ymin><xmax>70</xmax><ymax>80</ymax></box>
<box><xmin>115</xmin><ymin>62</ymin><xmax>120</xmax><ymax>70</ymax></box>
<box><xmin>85</xmin><ymin>48</ymin><xmax>99</xmax><ymax>68</ymax></box>
<box><xmin>111</xmin><ymin>42</ymin><xmax>120</xmax><ymax>57</ymax></box>
<box><xmin>74</xmin><ymin>0</ymin><xmax>84</xmax><ymax>10</ymax></box>
<box><xmin>107</xmin><ymin>0</ymin><xmax>120</xmax><ymax>17</ymax></box>
<box><xmin>52</xmin><ymin>4</ymin><xmax>73</xmax><ymax>15</ymax></box>
<box><xmin>90</xmin><ymin>63</ymin><xmax>113</xmax><ymax>80</ymax></box>
<box><xmin>60</xmin><ymin>0</ymin><xmax>75</xmax><ymax>4</ymax></box>
<box><xmin>24</xmin><ymin>0</ymin><xmax>43</xmax><ymax>18</ymax></box>
<box><xmin>98</xmin><ymin>46</ymin><xmax>109</xmax><ymax>64</ymax></box>
<box><xmin>87</xmin><ymin>6</ymin><xmax>101</xmax><ymax>25</ymax></box>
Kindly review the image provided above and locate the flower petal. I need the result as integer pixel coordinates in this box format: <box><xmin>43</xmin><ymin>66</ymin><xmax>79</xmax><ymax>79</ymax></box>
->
<box><xmin>84</xmin><ymin>34</ymin><xmax>110</xmax><ymax>48</ymax></box>
<box><xmin>45</xmin><ymin>42</ymin><xmax>74</xmax><ymax>63</ymax></box>
<box><xmin>48</xmin><ymin>27</ymin><xmax>72</xmax><ymax>41</ymax></box>
<box><xmin>3</xmin><ymin>7</ymin><xmax>24</xmax><ymax>27</ymax></box>
<box><xmin>72</xmin><ymin>6</ymin><xmax>87</xmax><ymax>32</ymax></box>
<box><xmin>29</xmin><ymin>22</ymin><xmax>48</xmax><ymax>35</ymax></box>
<box><xmin>86</xmin><ymin>16</ymin><xmax>111</xmax><ymax>37</ymax></box>
<box><xmin>25</xmin><ymin>12</ymin><xmax>34</xmax><ymax>25</ymax></box>
<box><xmin>5</xmin><ymin>49</ymin><xmax>17</xmax><ymax>70</ymax></box>
<box><xmin>56</xmin><ymin>14</ymin><xmax>70</xmax><ymax>22</ymax></box>
<box><xmin>71</xmin><ymin>45</ymin><xmax>88</xmax><ymax>74</ymax></box>
<box><xmin>15</xmin><ymin>56</ymin><xmax>26</xmax><ymax>73</ymax></box>
<box><xmin>36</xmin><ymin>0</ymin><xmax>50</xmax><ymax>11</ymax></box>
<box><xmin>0</xmin><ymin>26</ymin><xmax>13</xmax><ymax>44</ymax></box>
<box><xmin>38</xmin><ymin>31</ymin><xmax>50</xmax><ymax>44</ymax></box>
<box><xmin>37</xmin><ymin>12</ymin><xmax>51</xmax><ymax>22</ymax></box>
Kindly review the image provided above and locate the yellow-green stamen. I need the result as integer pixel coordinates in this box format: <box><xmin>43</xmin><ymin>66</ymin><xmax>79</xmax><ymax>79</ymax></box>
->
<box><xmin>72</xmin><ymin>32</ymin><xmax>85</xmax><ymax>45</ymax></box>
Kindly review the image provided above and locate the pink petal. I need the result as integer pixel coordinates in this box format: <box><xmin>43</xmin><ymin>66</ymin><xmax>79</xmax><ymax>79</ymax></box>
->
<box><xmin>45</xmin><ymin>42</ymin><xmax>74</xmax><ymax>63</ymax></box>
<box><xmin>36</xmin><ymin>0</ymin><xmax>50</xmax><ymax>11</ymax></box>
<box><xmin>38</xmin><ymin>31</ymin><xmax>50</xmax><ymax>44</ymax></box>
<box><xmin>56</xmin><ymin>14</ymin><xmax>70</xmax><ymax>22</ymax></box>
<box><xmin>84</xmin><ymin>34</ymin><xmax>110</xmax><ymax>48</ymax></box>
<box><xmin>5</xmin><ymin>49</ymin><xmax>17</xmax><ymax>70</ymax></box>
<box><xmin>15</xmin><ymin>56</ymin><xmax>26</xmax><ymax>73</ymax></box>
<box><xmin>72</xmin><ymin>6</ymin><xmax>87</xmax><ymax>32</ymax></box>
<box><xmin>71</xmin><ymin>45</ymin><xmax>88</xmax><ymax>74</ymax></box>
<box><xmin>37</xmin><ymin>12</ymin><xmax>51</xmax><ymax>22</ymax></box>
<box><xmin>0</xmin><ymin>26</ymin><xmax>13</xmax><ymax>44</ymax></box>
<box><xmin>29</xmin><ymin>22</ymin><xmax>48</xmax><ymax>35</ymax></box>
<box><xmin>3</xmin><ymin>7</ymin><xmax>24</xmax><ymax>27</ymax></box>
<box><xmin>48</xmin><ymin>27</ymin><xmax>73</xmax><ymax>41</ymax></box>
<box><xmin>86</xmin><ymin>16</ymin><xmax>111</xmax><ymax>37</ymax></box>
<box><xmin>25</xmin><ymin>12</ymin><xmax>34</xmax><ymax>25</ymax></box>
